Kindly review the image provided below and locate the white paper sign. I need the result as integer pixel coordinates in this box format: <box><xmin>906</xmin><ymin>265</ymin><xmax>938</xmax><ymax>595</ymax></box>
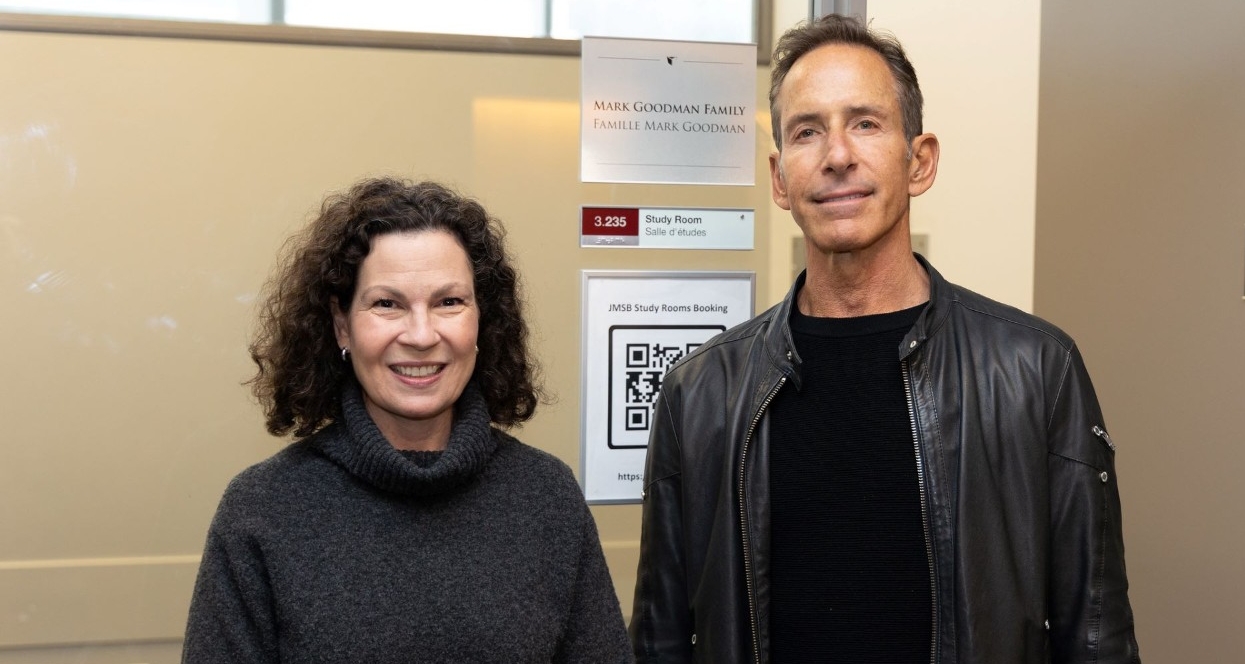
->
<box><xmin>581</xmin><ymin>37</ymin><xmax>758</xmax><ymax>185</ymax></box>
<box><xmin>581</xmin><ymin>271</ymin><xmax>754</xmax><ymax>503</ymax></box>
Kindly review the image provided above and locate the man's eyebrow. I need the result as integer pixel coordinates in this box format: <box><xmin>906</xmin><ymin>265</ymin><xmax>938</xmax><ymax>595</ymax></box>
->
<box><xmin>782</xmin><ymin>111</ymin><xmax>822</xmax><ymax>131</ymax></box>
<box><xmin>846</xmin><ymin>104</ymin><xmax>889</xmax><ymax>118</ymax></box>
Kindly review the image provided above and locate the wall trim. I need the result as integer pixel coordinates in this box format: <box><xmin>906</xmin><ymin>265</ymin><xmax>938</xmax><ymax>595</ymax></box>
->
<box><xmin>0</xmin><ymin>556</ymin><xmax>199</xmax><ymax>648</ymax></box>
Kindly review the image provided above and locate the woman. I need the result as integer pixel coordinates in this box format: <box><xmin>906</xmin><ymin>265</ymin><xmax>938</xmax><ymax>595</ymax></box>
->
<box><xmin>183</xmin><ymin>178</ymin><xmax>632</xmax><ymax>663</ymax></box>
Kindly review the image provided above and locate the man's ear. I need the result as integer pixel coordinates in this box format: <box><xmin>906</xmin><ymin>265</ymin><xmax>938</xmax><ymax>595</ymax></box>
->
<box><xmin>769</xmin><ymin>151</ymin><xmax>792</xmax><ymax>211</ymax></box>
<box><xmin>331</xmin><ymin>297</ymin><xmax>350</xmax><ymax>349</ymax></box>
<box><xmin>908</xmin><ymin>132</ymin><xmax>940</xmax><ymax>197</ymax></box>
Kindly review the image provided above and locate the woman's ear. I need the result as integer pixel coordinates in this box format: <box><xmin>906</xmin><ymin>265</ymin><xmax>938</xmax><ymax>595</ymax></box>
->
<box><xmin>331</xmin><ymin>297</ymin><xmax>350</xmax><ymax>349</ymax></box>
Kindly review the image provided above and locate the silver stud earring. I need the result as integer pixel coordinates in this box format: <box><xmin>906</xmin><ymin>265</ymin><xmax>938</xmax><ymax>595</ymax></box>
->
<box><xmin>341</xmin><ymin>347</ymin><xmax>349</xmax><ymax>362</ymax></box>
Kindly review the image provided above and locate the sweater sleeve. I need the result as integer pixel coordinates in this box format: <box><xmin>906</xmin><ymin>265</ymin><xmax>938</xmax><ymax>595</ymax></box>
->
<box><xmin>182</xmin><ymin>499</ymin><xmax>280</xmax><ymax>664</ymax></box>
<box><xmin>553</xmin><ymin>501</ymin><xmax>635</xmax><ymax>664</ymax></box>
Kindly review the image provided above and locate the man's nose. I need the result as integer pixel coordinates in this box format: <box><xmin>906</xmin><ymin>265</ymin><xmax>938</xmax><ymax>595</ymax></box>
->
<box><xmin>820</xmin><ymin>130</ymin><xmax>855</xmax><ymax>173</ymax></box>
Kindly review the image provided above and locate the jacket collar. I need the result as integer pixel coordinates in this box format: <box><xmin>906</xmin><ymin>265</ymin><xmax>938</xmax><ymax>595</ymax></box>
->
<box><xmin>902</xmin><ymin>253</ymin><xmax>953</xmax><ymax>359</ymax></box>
<box><xmin>764</xmin><ymin>253</ymin><xmax>953</xmax><ymax>376</ymax></box>
<box><xmin>761</xmin><ymin>270</ymin><xmax>805</xmax><ymax>388</ymax></box>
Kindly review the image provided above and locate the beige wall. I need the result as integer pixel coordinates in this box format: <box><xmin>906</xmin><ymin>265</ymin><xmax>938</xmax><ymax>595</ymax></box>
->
<box><xmin>766</xmin><ymin>0</ymin><xmax>1040</xmax><ymax>310</ymax></box>
<box><xmin>18</xmin><ymin>0</ymin><xmax>1224</xmax><ymax>660</ymax></box>
<box><xmin>1034</xmin><ymin>1</ymin><xmax>1245</xmax><ymax>660</ymax></box>
<box><xmin>0</xmin><ymin>29</ymin><xmax>773</xmax><ymax>661</ymax></box>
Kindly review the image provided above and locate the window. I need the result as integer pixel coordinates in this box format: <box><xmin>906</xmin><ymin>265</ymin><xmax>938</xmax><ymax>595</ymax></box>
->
<box><xmin>0</xmin><ymin>0</ymin><xmax>768</xmax><ymax>57</ymax></box>
<box><xmin>551</xmin><ymin>0</ymin><xmax>754</xmax><ymax>43</ymax></box>
<box><xmin>284</xmin><ymin>1</ymin><xmax>548</xmax><ymax>39</ymax></box>
<box><xmin>0</xmin><ymin>0</ymin><xmax>272</xmax><ymax>23</ymax></box>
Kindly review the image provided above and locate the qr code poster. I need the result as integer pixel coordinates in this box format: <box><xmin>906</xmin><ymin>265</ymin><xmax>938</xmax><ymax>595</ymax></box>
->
<box><xmin>581</xmin><ymin>271</ymin><xmax>754</xmax><ymax>503</ymax></box>
<box><xmin>608</xmin><ymin>325</ymin><xmax>725</xmax><ymax>449</ymax></box>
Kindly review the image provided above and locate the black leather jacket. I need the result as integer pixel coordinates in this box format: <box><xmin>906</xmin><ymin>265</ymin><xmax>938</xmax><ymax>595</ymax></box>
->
<box><xmin>629</xmin><ymin>258</ymin><xmax>1140</xmax><ymax>663</ymax></box>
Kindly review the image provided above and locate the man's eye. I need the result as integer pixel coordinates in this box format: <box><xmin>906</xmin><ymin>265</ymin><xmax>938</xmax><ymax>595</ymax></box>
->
<box><xmin>858</xmin><ymin>120</ymin><xmax>876</xmax><ymax>129</ymax></box>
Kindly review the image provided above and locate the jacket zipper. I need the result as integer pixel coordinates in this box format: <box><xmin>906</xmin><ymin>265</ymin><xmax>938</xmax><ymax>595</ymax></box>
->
<box><xmin>1091</xmin><ymin>425</ymin><xmax>1115</xmax><ymax>451</ymax></box>
<box><xmin>740</xmin><ymin>374</ymin><xmax>786</xmax><ymax>664</ymax></box>
<box><xmin>902</xmin><ymin>359</ymin><xmax>938</xmax><ymax>664</ymax></box>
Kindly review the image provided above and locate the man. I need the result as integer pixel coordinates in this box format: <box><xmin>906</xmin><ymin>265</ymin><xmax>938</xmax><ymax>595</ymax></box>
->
<box><xmin>629</xmin><ymin>14</ymin><xmax>1140</xmax><ymax>664</ymax></box>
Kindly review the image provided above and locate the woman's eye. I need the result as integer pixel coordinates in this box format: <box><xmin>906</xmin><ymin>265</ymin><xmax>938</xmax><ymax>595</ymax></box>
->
<box><xmin>440</xmin><ymin>297</ymin><xmax>464</xmax><ymax>307</ymax></box>
<box><xmin>373</xmin><ymin>299</ymin><xmax>396</xmax><ymax>309</ymax></box>
<box><xmin>858</xmin><ymin>120</ymin><xmax>876</xmax><ymax>130</ymax></box>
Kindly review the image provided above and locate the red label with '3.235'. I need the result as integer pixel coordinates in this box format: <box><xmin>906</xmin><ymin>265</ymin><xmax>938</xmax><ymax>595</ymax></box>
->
<box><xmin>581</xmin><ymin>207</ymin><xmax>639</xmax><ymax>236</ymax></box>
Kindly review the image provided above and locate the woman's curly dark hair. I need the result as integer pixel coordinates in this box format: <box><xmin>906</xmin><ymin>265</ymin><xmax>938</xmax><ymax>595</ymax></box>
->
<box><xmin>249</xmin><ymin>177</ymin><xmax>542</xmax><ymax>438</ymax></box>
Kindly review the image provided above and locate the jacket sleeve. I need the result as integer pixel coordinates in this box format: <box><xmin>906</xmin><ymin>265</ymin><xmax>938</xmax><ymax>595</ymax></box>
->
<box><xmin>1046</xmin><ymin>345</ymin><xmax>1141</xmax><ymax>663</ymax></box>
<box><xmin>553</xmin><ymin>501</ymin><xmax>635</xmax><ymax>664</ymax></box>
<box><xmin>181</xmin><ymin>506</ymin><xmax>279</xmax><ymax>664</ymax></box>
<box><xmin>629</xmin><ymin>391</ymin><xmax>693</xmax><ymax>663</ymax></box>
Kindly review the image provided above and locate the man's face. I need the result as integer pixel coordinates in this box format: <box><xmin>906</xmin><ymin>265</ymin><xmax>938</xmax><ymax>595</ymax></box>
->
<box><xmin>770</xmin><ymin>43</ymin><xmax>933</xmax><ymax>258</ymax></box>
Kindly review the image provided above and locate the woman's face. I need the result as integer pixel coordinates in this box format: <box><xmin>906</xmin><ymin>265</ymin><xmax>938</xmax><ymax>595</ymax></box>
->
<box><xmin>332</xmin><ymin>230</ymin><xmax>479</xmax><ymax>450</ymax></box>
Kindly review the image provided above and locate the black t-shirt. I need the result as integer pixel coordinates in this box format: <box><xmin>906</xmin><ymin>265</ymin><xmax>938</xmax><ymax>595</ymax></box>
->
<box><xmin>768</xmin><ymin>301</ymin><xmax>932</xmax><ymax>663</ymax></box>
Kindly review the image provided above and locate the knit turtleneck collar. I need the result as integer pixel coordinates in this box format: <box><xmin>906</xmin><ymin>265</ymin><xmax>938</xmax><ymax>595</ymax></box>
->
<box><xmin>313</xmin><ymin>381</ymin><xmax>498</xmax><ymax>497</ymax></box>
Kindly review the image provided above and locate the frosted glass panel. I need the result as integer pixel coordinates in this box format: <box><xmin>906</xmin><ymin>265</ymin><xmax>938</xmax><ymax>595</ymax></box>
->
<box><xmin>0</xmin><ymin>0</ymin><xmax>269</xmax><ymax>22</ymax></box>
<box><xmin>1</xmin><ymin>0</ymin><xmax>758</xmax><ymax>42</ymax></box>
<box><xmin>551</xmin><ymin>0</ymin><xmax>754</xmax><ymax>42</ymax></box>
<box><xmin>284</xmin><ymin>0</ymin><xmax>547</xmax><ymax>37</ymax></box>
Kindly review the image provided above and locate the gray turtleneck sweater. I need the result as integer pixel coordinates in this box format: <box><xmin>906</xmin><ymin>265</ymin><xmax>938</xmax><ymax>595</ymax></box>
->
<box><xmin>182</xmin><ymin>384</ymin><xmax>632</xmax><ymax>663</ymax></box>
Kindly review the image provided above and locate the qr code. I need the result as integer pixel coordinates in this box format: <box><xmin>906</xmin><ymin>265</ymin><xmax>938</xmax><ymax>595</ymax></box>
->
<box><xmin>607</xmin><ymin>325</ymin><xmax>725</xmax><ymax>449</ymax></box>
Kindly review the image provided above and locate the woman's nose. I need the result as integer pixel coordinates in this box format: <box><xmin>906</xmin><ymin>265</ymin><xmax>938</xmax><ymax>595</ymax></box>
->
<box><xmin>398</xmin><ymin>309</ymin><xmax>439</xmax><ymax>348</ymax></box>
